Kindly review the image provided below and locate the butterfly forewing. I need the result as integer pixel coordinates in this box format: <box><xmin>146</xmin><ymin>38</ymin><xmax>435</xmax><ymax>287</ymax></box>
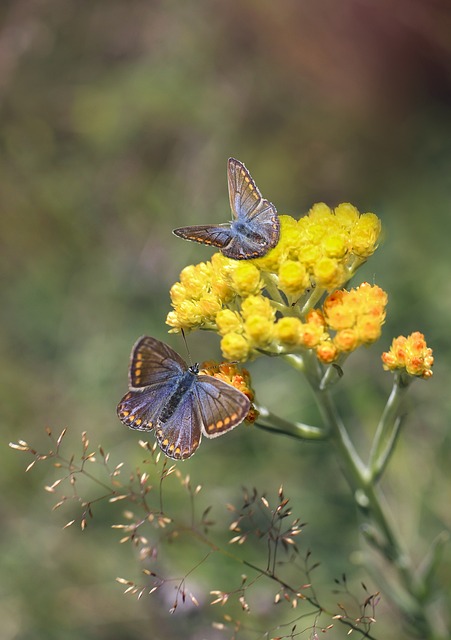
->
<box><xmin>118</xmin><ymin>337</ymin><xmax>186</xmax><ymax>432</ymax></box>
<box><xmin>129</xmin><ymin>336</ymin><xmax>187</xmax><ymax>389</ymax></box>
<box><xmin>227</xmin><ymin>157</ymin><xmax>262</xmax><ymax>220</ymax></box>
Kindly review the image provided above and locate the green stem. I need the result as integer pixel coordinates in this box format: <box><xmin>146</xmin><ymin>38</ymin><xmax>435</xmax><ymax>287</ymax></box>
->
<box><xmin>261</xmin><ymin>272</ymin><xmax>285</xmax><ymax>305</ymax></box>
<box><xmin>280</xmin><ymin>354</ymin><xmax>446</xmax><ymax>639</ymax></box>
<box><xmin>300</xmin><ymin>285</ymin><xmax>325</xmax><ymax>316</ymax></box>
<box><xmin>368</xmin><ymin>373</ymin><xmax>410</xmax><ymax>482</ymax></box>
<box><xmin>254</xmin><ymin>405</ymin><xmax>328</xmax><ymax>441</ymax></box>
<box><xmin>312</xmin><ymin>384</ymin><xmax>367</xmax><ymax>488</ymax></box>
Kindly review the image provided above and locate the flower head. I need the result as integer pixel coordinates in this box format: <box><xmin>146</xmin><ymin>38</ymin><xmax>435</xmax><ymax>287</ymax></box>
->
<box><xmin>167</xmin><ymin>202</ymin><xmax>383</xmax><ymax>364</ymax></box>
<box><xmin>167</xmin><ymin>256</ymin><xmax>238</xmax><ymax>331</ymax></box>
<box><xmin>323</xmin><ymin>283</ymin><xmax>387</xmax><ymax>353</ymax></box>
<box><xmin>382</xmin><ymin>332</ymin><xmax>434</xmax><ymax>379</ymax></box>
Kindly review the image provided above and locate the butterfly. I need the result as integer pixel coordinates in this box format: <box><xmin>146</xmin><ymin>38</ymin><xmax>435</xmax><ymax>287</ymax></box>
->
<box><xmin>173</xmin><ymin>157</ymin><xmax>280</xmax><ymax>260</ymax></box>
<box><xmin>117</xmin><ymin>336</ymin><xmax>251</xmax><ymax>460</ymax></box>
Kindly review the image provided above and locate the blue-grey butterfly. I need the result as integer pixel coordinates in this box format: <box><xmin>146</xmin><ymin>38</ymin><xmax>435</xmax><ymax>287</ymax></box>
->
<box><xmin>173</xmin><ymin>158</ymin><xmax>280</xmax><ymax>260</ymax></box>
<box><xmin>117</xmin><ymin>336</ymin><xmax>251</xmax><ymax>460</ymax></box>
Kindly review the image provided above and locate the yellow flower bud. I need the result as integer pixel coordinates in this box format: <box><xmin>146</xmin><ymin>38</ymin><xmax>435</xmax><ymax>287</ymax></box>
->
<box><xmin>278</xmin><ymin>260</ymin><xmax>309</xmax><ymax>297</ymax></box>
<box><xmin>382</xmin><ymin>332</ymin><xmax>433</xmax><ymax>379</ymax></box>
<box><xmin>241</xmin><ymin>295</ymin><xmax>275</xmax><ymax>321</ymax></box>
<box><xmin>313</xmin><ymin>257</ymin><xmax>345</xmax><ymax>289</ymax></box>
<box><xmin>198</xmin><ymin>294</ymin><xmax>223</xmax><ymax>320</ymax></box>
<box><xmin>166</xmin><ymin>310</ymin><xmax>182</xmax><ymax>330</ymax></box>
<box><xmin>316</xmin><ymin>340</ymin><xmax>339</xmax><ymax>364</ymax></box>
<box><xmin>176</xmin><ymin>299</ymin><xmax>204</xmax><ymax>328</ymax></box>
<box><xmin>334</xmin><ymin>328</ymin><xmax>359</xmax><ymax>352</ymax></box>
<box><xmin>323</xmin><ymin>291</ymin><xmax>355</xmax><ymax>330</ymax></box>
<box><xmin>244</xmin><ymin>315</ymin><xmax>274</xmax><ymax>346</ymax></box>
<box><xmin>308</xmin><ymin>202</ymin><xmax>333</xmax><ymax>220</ymax></box>
<box><xmin>169</xmin><ymin>282</ymin><xmax>188</xmax><ymax>306</ymax></box>
<box><xmin>220</xmin><ymin>332</ymin><xmax>250</xmax><ymax>362</ymax></box>
<box><xmin>281</xmin><ymin>219</ymin><xmax>303</xmax><ymax>260</ymax></box>
<box><xmin>356</xmin><ymin>315</ymin><xmax>383</xmax><ymax>343</ymax></box>
<box><xmin>180</xmin><ymin>262</ymin><xmax>211</xmax><ymax>298</ymax></box>
<box><xmin>350</xmin><ymin>213</ymin><xmax>382</xmax><ymax>257</ymax></box>
<box><xmin>216</xmin><ymin>309</ymin><xmax>243</xmax><ymax>336</ymax></box>
<box><xmin>299</xmin><ymin>322</ymin><xmax>326</xmax><ymax>349</ymax></box>
<box><xmin>298</xmin><ymin>244</ymin><xmax>322</xmax><ymax>268</ymax></box>
<box><xmin>211</xmin><ymin>276</ymin><xmax>235</xmax><ymax>301</ymax></box>
<box><xmin>231</xmin><ymin>262</ymin><xmax>263</xmax><ymax>297</ymax></box>
<box><xmin>274</xmin><ymin>317</ymin><xmax>303</xmax><ymax>345</ymax></box>
<box><xmin>334</xmin><ymin>203</ymin><xmax>360</xmax><ymax>228</ymax></box>
<box><xmin>211</xmin><ymin>252</ymin><xmax>237</xmax><ymax>273</ymax></box>
<box><xmin>323</xmin><ymin>233</ymin><xmax>348</xmax><ymax>259</ymax></box>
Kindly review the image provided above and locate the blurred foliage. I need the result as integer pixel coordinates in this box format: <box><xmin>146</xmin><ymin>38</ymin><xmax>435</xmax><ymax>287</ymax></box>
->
<box><xmin>2</xmin><ymin>0</ymin><xmax>451</xmax><ymax>638</ymax></box>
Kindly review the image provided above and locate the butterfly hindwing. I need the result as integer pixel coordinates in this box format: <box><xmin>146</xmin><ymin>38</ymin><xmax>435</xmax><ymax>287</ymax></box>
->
<box><xmin>172</xmin><ymin>224</ymin><xmax>233</xmax><ymax>250</ymax></box>
<box><xmin>117</xmin><ymin>384</ymin><xmax>173</xmax><ymax>432</ymax></box>
<box><xmin>155</xmin><ymin>382</ymin><xmax>203</xmax><ymax>460</ymax></box>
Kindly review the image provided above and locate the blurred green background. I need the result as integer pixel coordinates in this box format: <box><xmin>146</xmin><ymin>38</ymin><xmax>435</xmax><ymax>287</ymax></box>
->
<box><xmin>2</xmin><ymin>1</ymin><xmax>451</xmax><ymax>638</ymax></box>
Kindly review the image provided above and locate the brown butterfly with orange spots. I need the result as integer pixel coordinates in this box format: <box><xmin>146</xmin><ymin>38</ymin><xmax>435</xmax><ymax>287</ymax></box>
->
<box><xmin>117</xmin><ymin>337</ymin><xmax>250</xmax><ymax>460</ymax></box>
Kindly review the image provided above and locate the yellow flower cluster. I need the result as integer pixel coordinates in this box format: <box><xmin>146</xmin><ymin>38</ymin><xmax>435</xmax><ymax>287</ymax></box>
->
<box><xmin>323</xmin><ymin>283</ymin><xmax>388</xmax><ymax>352</ymax></box>
<box><xmin>166</xmin><ymin>253</ymin><xmax>238</xmax><ymax>331</ymax></box>
<box><xmin>167</xmin><ymin>204</ymin><xmax>383</xmax><ymax>363</ymax></box>
<box><xmin>251</xmin><ymin>204</ymin><xmax>381</xmax><ymax>295</ymax></box>
<box><xmin>199</xmin><ymin>361</ymin><xmax>259</xmax><ymax>423</ymax></box>
<box><xmin>381</xmin><ymin>332</ymin><xmax>434</xmax><ymax>379</ymax></box>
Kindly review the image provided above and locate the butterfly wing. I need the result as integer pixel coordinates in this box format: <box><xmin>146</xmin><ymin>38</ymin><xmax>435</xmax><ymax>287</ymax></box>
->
<box><xmin>217</xmin><ymin>228</ymin><xmax>274</xmax><ymax>260</ymax></box>
<box><xmin>117</xmin><ymin>336</ymin><xmax>187</xmax><ymax>432</ymax></box>
<box><xmin>172</xmin><ymin>224</ymin><xmax>233</xmax><ymax>250</ymax></box>
<box><xmin>117</xmin><ymin>386</ymin><xmax>172</xmax><ymax>432</ymax></box>
<box><xmin>228</xmin><ymin>157</ymin><xmax>264</xmax><ymax>221</ymax></box>
<box><xmin>194</xmin><ymin>375</ymin><xmax>250</xmax><ymax>438</ymax></box>
<box><xmin>128</xmin><ymin>336</ymin><xmax>187</xmax><ymax>390</ymax></box>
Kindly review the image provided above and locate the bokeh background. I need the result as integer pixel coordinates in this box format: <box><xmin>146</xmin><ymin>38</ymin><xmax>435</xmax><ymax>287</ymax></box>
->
<box><xmin>2</xmin><ymin>1</ymin><xmax>451</xmax><ymax>638</ymax></box>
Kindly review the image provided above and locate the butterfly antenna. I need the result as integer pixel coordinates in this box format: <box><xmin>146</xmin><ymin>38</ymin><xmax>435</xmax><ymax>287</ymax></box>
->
<box><xmin>181</xmin><ymin>328</ymin><xmax>193</xmax><ymax>365</ymax></box>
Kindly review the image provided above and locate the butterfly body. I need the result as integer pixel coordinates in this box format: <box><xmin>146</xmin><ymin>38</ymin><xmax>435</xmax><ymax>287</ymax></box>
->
<box><xmin>173</xmin><ymin>158</ymin><xmax>280</xmax><ymax>260</ymax></box>
<box><xmin>157</xmin><ymin>365</ymin><xmax>198</xmax><ymax>424</ymax></box>
<box><xmin>117</xmin><ymin>337</ymin><xmax>250</xmax><ymax>460</ymax></box>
